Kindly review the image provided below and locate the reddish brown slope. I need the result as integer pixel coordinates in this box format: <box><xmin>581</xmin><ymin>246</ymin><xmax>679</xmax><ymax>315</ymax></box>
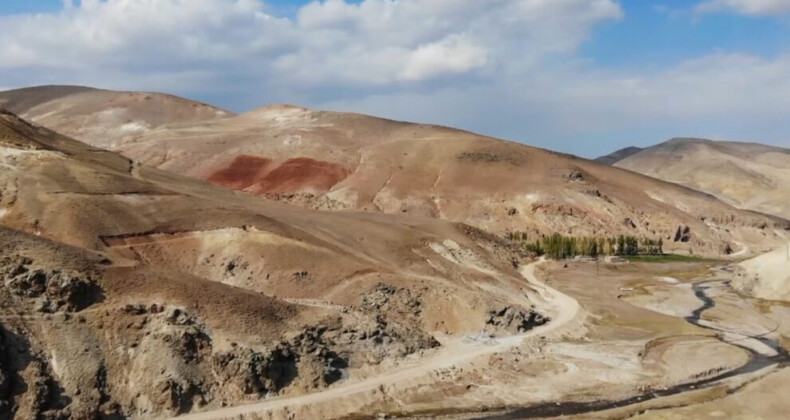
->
<box><xmin>117</xmin><ymin>106</ymin><xmax>789</xmax><ymax>257</ymax></box>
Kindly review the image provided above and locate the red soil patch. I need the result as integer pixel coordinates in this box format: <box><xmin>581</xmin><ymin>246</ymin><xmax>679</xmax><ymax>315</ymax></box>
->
<box><xmin>207</xmin><ymin>155</ymin><xmax>275</xmax><ymax>190</ymax></box>
<box><xmin>207</xmin><ymin>155</ymin><xmax>350</xmax><ymax>195</ymax></box>
<box><xmin>251</xmin><ymin>157</ymin><xmax>350</xmax><ymax>194</ymax></box>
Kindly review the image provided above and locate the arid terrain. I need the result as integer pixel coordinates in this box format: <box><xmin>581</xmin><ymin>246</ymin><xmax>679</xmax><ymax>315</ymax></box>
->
<box><xmin>0</xmin><ymin>85</ymin><xmax>233</xmax><ymax>150</ymax></box>
<box><xmin>2</xmin><ymin>87</ymin><xmax>788</xmax><ymax>258</ymax></box>
<box><xmin>1</xmin><ymin>86</ymin><xmax>790</xmax><ymax>420</ymax></box>
<box><xmin>601</xmin><ymin>138</ymin><xmax>790</xmax><ymax>220</ymax></box>
<box><xmin>0</xmin><ymin>107</ymin><xmax>553</xmax><ymax>418</ymax></box>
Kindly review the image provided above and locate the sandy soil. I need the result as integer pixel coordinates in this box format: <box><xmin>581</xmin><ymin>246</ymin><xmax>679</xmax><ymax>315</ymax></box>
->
<box><xmin>631</xmin><ymin>368</ymin><xmax>790</xmax><ymax>420</ymax></box>
<box><xmin>735</xmin><ymin>236</ymin><xmax>790</xmax><ymax>301</ymax></box>
<box><xmin>162</xmin><ymin>257</ymin><xmax>790</xmax><ymax>420</ymax></box>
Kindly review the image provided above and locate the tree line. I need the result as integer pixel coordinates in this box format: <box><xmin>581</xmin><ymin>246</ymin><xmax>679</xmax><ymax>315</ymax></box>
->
<box><xmin>506</xmin><ymin>232</ymin><xmax>663</xmax><ymax>259</ymax></box>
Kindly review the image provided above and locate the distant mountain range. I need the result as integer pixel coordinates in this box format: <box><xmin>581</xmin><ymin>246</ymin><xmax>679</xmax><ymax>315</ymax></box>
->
<box><xmin>594</xmin><ymin>146</ymin><xmax>643</xmax><ymax>165</ymax></box>
<box><xmin>598</xmin><ymin>138</ymin><xmax>790</xmax><ymax>220</ymax></box>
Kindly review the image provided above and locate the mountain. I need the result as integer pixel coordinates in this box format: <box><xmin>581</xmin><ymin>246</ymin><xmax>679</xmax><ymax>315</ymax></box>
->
<box><xmin>612</xmin><ymin>138</ymin><xmax>790</xmax><ymax>220</ymax></box>
<box><xmin>595</xmin><ymin>146</ymin><xmax>643</xmax><ymax>165</ymax></box>
<box><xmin>3</xmin><ymin>87</ymin><xmax>787</xmax><ymax>257</ymax></box>
<box><xmin>0</xmin><ymin>108</ymin><xmax>543</xmax><ymax>418</ymax></box>
<box><xmin>115</xmin><ymin>105</ymin><xmax>788</xmax><ymax>257</ymax></box>
<box><xmin>0</xmin><ymin>85</ymin><xmax>233</xmax><ymax>149</ymax></box>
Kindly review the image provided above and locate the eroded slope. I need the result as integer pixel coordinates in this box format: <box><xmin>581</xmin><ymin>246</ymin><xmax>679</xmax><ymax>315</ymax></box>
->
<box><xmin>118</xmin><ymin>106</ymin><xmax>789</xmax><ymax>257</ymax></box>
<box><xmin>0</xmin><ymin>85</ymin><xmax>234</xmax><ymax>149</ymax></box>
<box><xmin>0</xmin><ymin>109</ymin><xmax>547</xmax><ymax>419</ymax></box>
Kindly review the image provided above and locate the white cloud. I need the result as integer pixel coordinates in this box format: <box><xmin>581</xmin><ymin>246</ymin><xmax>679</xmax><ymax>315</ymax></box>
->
<box><xmin>0</xmin><ymin>0</ymin><xmax>622</xmax><ymax>88</ymax></box>
<box><xmin>695</xmin><ymin>0</ymin><xmax>790</xmax><ymax>15</ymax></box>
<box><xmin>320</xmin><ymin>52</ymin><xmax>790</xmax><ymax>155</ymax></box>
<box><xmin>399</xmin><ymin>35</ymin><xmax>487</xmax><ymax>81</ymax></box>
<box><xmin>1</xmin><ymin>0</ymin><xmax>789</xmax><ymax>157</ymax></box>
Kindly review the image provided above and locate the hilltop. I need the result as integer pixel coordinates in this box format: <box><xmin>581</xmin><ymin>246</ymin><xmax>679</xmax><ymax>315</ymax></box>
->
<box><xmin>610</xmin><ymin>138</ymin><xmax>790</xmax><ymax>220</ymax></box>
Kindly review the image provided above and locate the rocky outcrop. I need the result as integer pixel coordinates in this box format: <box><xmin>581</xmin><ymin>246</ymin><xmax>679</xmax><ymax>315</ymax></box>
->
<box><xmin>0</xmin><ymin>329</ymin><xmax>9</xmax><ymax>415</ymax></box>
<box><xmin>674</xmin><ymin>226</ymin><xmax>691</xmax><ymax>243</ymax></box>
<box><xmin>212</xmin><ymin>325</ymin><xmax>345</xmax><ymax>397</ymax></box>
<box><xmin>362</xmin><ymin>283</ymin><xmax>423</xmax><ymax>320</ymax></box>
<box><xmin>358</xmin><ymin>283</ymin><xmax>440</xmax><ymax>362</ymax></box>
<box><xmin>486</xmin><ymin>306</ymin><xmax>549</xmax><ymax>333</ymax></box>
<box><xmin>0</xmin><ymin>323</ymin><xmax>72</xmax><ymax>420</ymax></box>
<box><xmin>1</xmin><ymin>257</ymin><xmax>102</xmax><ymax>313</ymax></box>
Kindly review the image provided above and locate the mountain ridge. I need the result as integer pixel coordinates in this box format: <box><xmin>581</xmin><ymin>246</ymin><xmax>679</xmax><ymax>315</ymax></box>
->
<box><xmin>2</xmin><ymin>85</ymin><xmax>788</xmax><ymax>257</ymax></box>
<box><xmin>611</xmin><ymin>137</ymin><xmax>790</xmax><ymax>220</ymax></box>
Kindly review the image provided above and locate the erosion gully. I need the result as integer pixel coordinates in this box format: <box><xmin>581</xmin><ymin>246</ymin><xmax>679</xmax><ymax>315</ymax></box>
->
<box><xmin>470</xmin><ymin>273</ymin><xmax>790</xmax><ymax>419</ymax></box>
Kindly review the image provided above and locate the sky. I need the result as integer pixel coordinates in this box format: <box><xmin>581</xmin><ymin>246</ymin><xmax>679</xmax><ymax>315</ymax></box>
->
<box><xmin>1</xmin><ymin>0</ymin><xmax>789</xmax><ymax>158</ymax></box>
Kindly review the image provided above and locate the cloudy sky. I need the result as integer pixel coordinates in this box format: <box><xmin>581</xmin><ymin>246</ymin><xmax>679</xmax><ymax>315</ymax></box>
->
<box><xmin>1</xmin><ymin>0</ymin><xmax>789</xmax><ymax>157</ymax></box>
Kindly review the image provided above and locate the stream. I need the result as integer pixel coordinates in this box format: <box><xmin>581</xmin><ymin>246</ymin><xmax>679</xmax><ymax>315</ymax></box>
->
<box><xmin>472</xmin><ymin>277</ymin><xmax>790</xmax><ymax>419</ymax></box>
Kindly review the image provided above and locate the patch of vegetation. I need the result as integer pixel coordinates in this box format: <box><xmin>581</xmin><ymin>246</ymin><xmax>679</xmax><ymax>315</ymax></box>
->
<box><xmin>506</xmin><ymin>232</ymin><xmax>663</xmax><ymax>260</ymax></box>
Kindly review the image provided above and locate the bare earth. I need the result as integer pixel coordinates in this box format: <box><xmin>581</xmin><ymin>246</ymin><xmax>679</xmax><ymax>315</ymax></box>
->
<box><xmin>613</xmin><ymin>138</ymin><xmax>790</xmax><ymax>221</ymax></box>
<box><xmin>165</xmin><ymin>260</ymin><xmax>581</xmax><ymax>420</ymax></box>
<box><xmin>3</xmin><ymin>86</ymin><xmax>788</xmax><ymax>258</ymax></box>
<box><xmin>0</xmin><ymin>91</ymin><xmax>789</xmax><ymax>419</ymax></box>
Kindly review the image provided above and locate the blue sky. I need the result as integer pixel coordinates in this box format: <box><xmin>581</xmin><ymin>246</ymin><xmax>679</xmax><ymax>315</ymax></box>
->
<box><xmin>583</xmin><ymin>2</ymin><xmax>789</xmax><ymax>66</ymax></box>
<box><xmin>1</xmin><ymin>0</ymin><xmax>789</xmax><ymax>157</ymax></box>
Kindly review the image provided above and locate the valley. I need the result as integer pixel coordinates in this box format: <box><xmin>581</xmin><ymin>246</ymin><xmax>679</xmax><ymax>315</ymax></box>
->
<box><xmin>159</xmin><ymin>257</ymin><xmax>790</xmax><ymax>420</ymax></box>
<box><xmin>0</xmin><ymin>90</ymin><xmax>788</xmax><ymax>419</ymax></box>
<box><xmin>1</xmin><ymin>1</ymin><xmax>789</xmax><ymax>418</ymax></box>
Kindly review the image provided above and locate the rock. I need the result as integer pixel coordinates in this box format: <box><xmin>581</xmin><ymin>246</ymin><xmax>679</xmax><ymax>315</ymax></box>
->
<box><xmin>166</xmin><ymin>308</ymin><xmax>195</xmax><ymax>326</ymax></box>
<box><xmin>674</xmin><ymin>225</ymin><xmax>691</xmax><ymax>243</ymax></box>
<box><xmin>2</xmin><ymin>257</ymin><xmax>102</xmax><ymax>312</ymax></box>
<box><xmin>486</xmin><ymin>306</ymin><xmax>550</xmax><ymax>333</ymax></box>
<box><xmin>568</xmin><ymin>170</ymin><xmax>584</xmax><ymax>180</ymax></box>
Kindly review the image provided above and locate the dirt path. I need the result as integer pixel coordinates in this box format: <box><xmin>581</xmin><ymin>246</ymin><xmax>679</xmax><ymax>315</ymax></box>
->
<box><xmin>161</xmin><ymin>260</ymin><xmax>582</xmax><ymax>420</ymax></box>
<box><xmin>281</xmin><ymin>298</ymin><xmax>347</xmax><ymax>310</ymax></box>
<box><xmin>730</xmin><ymin>240</ymin><xmax>750</xmax><ymax>258</ymax></box>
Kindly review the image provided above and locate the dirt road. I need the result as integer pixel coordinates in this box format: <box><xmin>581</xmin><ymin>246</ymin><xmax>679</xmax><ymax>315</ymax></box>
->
<box><xmin>161</xmin><ymin>259</ymin><xmax>581</xmax><ymax>420</ymax></box>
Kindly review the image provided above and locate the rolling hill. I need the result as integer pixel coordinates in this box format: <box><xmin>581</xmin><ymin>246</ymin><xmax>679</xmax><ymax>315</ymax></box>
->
<box><xmin>2</xmin><ymin>86</ymin><xmax>787</xmax><ymax>257</ymax></box>
<box><xmin>119</xmin><ymin>105</ymin><xmax>788</xmax><ymax>257</ymax></box>
<box><xmin>0</xmin><ymin>85</ymin><xmax>233</xmax><ymax>149</ymax></box>
<box><xmin>0</xmin><ymin>108</ymin><xmax>546</xmax><ymax>418</ymax></box>
<box><xmin>594</xmin><ymin>146</ymin><xmax>643</xmax><ymax>165</ymax></box>
<box><xmin>610</xmin><ymin>138</ymin><xmax>790</xmax><ymax>220</ymax></box>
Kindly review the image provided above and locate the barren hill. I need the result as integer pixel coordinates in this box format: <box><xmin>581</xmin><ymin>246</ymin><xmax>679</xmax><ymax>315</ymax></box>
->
<box><xmin>612</xmin><ymin>138</ymin><xmax>790</xmax><ymax>220</ymax></box>
<box><xmin>3</xmin><ymin>93</ymin><xmax>790</xmax><ymax>420</ymax></box>
<box><xmin>114</xmin><ymin>106</ymin><xmax>788</xmax><ymax>257</ymax></box>
<box><xmin>595</xmin><ymin>146</ymin><xmax>643</xmax><ymax>165</ymax></box>
<box><xmin>0</xmin><ymin>109</ymin><xmax>549</xmax><ymax>419</ymax></box>
<box><xmin>2</xmin><ymin>88</ymin><xmax>787</xmax><ymax>256</ymax></box>
<box><xmin>0</xmin><ymin>85</ymin><xmax>233</xmax><ymax>149</ymax></box>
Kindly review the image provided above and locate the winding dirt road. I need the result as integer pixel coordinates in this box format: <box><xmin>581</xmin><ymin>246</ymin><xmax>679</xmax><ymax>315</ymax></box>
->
<box><xmin>161</xmin><ymin>260</ymin><xmax>581</xmax><ymax>420</ymax></box>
